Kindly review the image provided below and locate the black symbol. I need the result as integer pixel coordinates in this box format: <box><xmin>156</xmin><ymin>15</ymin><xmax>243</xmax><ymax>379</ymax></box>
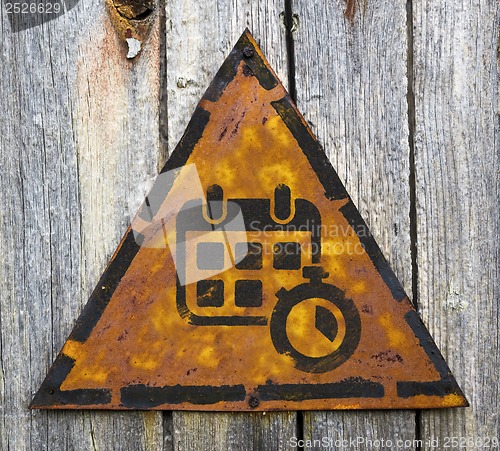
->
<box><xmin>235</xmin><ymin>280</ymin><xmax>262</xmax><ymax>307</ymax></box>
<box><xmin>273</xmin><ymin>242</ymin><xmax>301</xmax><ymax>270</ymax></box>
<box><xmin>270</xmin><ymin>266</ymin><xmax>361</xmax><ymax>373</ymax></box>
<box><xmin>197</xmin><ymin>280</ymin><xmax>224</xmax><ymax>307</ymax></box>
<box><xmin>177</xmin><ymin>185</ymin><xmax>361</xmax><ymax>372</ymax></box>
<box><xmin>235</xmin><ymin>242</ymin><xmax>262</xmax><ymax>270</ymax></box>
<box><xmin>315</xmin><ymin>305</ymin><xmax>338</xmax><ymax>342</ymax></box>
<box><xmin>176</xmin><ymin>184</ymin><xmax>322</xmax><ymax>326</ymax></box>
<box><xmin>206</xmin><ymin>184</ymin><xmax>224</xmax><ymax>221</ymax></box>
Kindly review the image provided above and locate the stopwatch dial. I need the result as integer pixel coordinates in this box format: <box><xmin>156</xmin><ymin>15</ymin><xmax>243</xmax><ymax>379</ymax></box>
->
<box><xmin>270</xmin><ymin>285</ymin><xmax>361</xmax><ymax>373</ymax></box>
<box><xmin>285</xmin><ymin>298</ymin><xmax>347</xmax><ymax>359</ymax></box>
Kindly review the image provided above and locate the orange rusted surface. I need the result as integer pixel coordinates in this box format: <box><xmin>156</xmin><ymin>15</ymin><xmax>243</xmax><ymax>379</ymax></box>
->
<box><xmin>32</xmin><ymin>30</ymin><xmax>467</xmax><ymax>411</ymax></box>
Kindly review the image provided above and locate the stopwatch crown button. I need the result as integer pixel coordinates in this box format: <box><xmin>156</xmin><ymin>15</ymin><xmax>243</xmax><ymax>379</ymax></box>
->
<box><xmin>303</xmin><ymin>266</ymin><xmax>329</xmax><ymax>285</ymax></box>
<box><xmin>276</xmin><ymin>287</ymin><xmax>288</xmax><ymax>298</ymax></box>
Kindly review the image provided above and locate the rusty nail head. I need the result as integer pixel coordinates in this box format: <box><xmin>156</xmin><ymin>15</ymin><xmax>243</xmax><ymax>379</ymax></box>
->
<box><xmin>248</xmin><ymin>395</ymin><xmax>260</xmax><ymax>408</ymax></box>
<box><xmin>243</xmin><ymin>46</ymin><xmax>254</xmax><ymax>58</ymax></box>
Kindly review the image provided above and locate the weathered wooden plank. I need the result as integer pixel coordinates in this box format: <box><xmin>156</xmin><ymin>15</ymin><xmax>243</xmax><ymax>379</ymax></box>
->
<box><xmin>1</xmin><ymin>0</ymin><xmax>496</xmax><ymax>449</ymax></box>
<box><xmin>412</xmin><ymin>0</ymin><xmax>499</xmax><ymax>448</ymax></box>
<box><xmin>0</xmin><ymin>0</ymin><xmax>164</xmax><ymax>448</ymax></box>
<box><xmin>292</xmin><ymin>0</ymin><xmax>417</xmax><ymax>448</ymax></box>
<box><xmin>173</xmin><ymin>412</ymin><xmax>297</xmax><ymax>451</ymax></box>
<box><xmin>164</xmin><ymin>1</ymin><xmax>297</xmax><ymax>449</ymax></box>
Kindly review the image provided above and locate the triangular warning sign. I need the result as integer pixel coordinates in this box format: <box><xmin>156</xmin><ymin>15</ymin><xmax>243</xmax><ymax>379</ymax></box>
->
<box><xmin>32</xmin><ymin>30</ymin><xmax>467</xmax><ymax>411</ymax></box>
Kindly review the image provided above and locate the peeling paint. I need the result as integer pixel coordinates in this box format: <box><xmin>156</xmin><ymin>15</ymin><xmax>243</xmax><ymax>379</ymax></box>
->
<box><xmin>126</xmin><ymin>38</ymin><xmax>142</xmax><ymax>58</ymax></box>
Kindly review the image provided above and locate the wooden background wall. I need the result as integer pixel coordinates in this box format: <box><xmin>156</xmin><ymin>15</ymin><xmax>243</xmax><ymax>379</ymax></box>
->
<box><xmin>1</xmin><ymin>0</ymin><xmax>498</xmax><ymax>449</ymax></box>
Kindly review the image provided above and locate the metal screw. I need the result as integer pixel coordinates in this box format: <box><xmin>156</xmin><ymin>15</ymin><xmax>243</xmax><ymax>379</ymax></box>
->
<box><xmin>243</xmin><ymin>46</ymin><xmax>254</xmax><ymax>58</ymax></box>
<box><xmin>248</xmin><ymin>395</ymin><xmax>260</xmax><ymax>408</ymax></box>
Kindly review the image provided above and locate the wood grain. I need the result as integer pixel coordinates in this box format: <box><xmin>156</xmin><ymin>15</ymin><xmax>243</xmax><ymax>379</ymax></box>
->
<box><xmin>1</xmin><ymin>0</ymin><xmax>498</xmax><ymax>448</ymax></box>
<box><xmin>163</xmin><ymin>1</ymin><xmax>298</xmax><ymax>449</ymax></box>
<box><xmin>412</xmin><ymin>0</ymin><xmax>499</xmax><ymax>448</ymax></box>
<box><xmin>0</xmin><ymin>0</ymin><xmax>164</xmax><ymax>448</ymax></box>
<box><xmin>292</xmin><ymin>0</ymin><xmax>417</xmax><ymax>447</ymax></box>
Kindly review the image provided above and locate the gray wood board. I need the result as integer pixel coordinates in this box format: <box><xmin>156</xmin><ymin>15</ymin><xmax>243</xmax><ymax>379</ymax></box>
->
<box><xmin>412</xmin><ymin>0</ymin><xmax>500</xmax><ymax>448</ymax></box>
<box><xmin>0</xmin><ymin>0</ymin><xmax>164</xmax><ymax>448</ymax></box>
<box><xmin>292</xmin><ymin>0</ymin><xmax>417</xmax><ymax>448</ymax></box>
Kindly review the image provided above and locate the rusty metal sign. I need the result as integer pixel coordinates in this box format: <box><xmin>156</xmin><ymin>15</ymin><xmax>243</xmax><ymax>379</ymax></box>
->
<box><xmin>31</xmin><ymin>30</ymin><xmax>468</xmax><ymax>411</ymax></box>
